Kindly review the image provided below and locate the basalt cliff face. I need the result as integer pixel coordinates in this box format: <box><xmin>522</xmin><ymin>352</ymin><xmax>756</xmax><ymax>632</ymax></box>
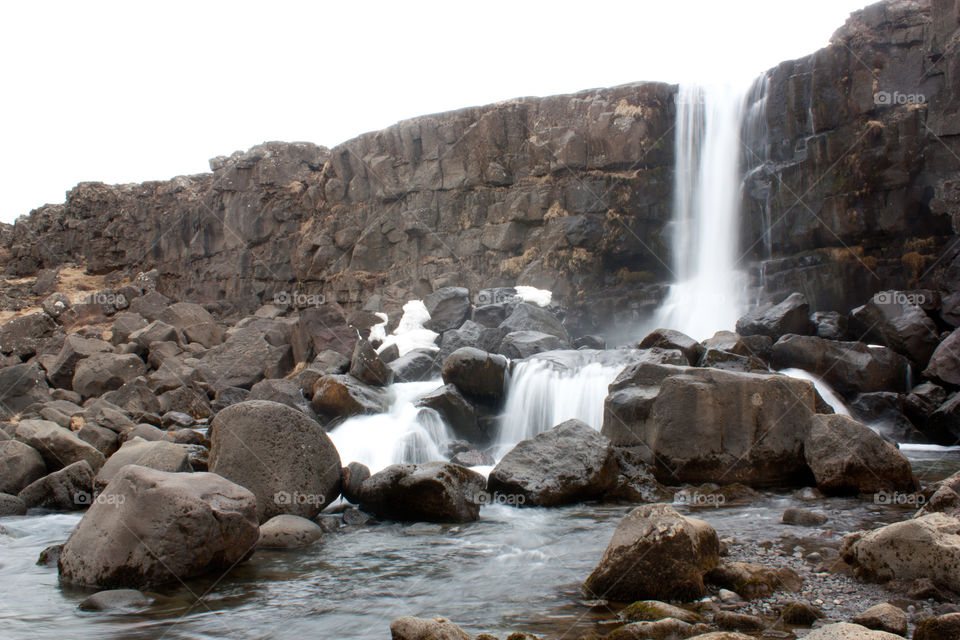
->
<box><xmin>3</xmin><ymin>0</ymin><xmax>959</xmax><ymax>332</ymax></box>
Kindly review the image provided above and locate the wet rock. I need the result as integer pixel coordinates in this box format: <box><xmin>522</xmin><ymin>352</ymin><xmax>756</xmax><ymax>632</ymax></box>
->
<box><xmin>851</xmin><ymin>603</ymin><xmax>907</xmax><ymax>636</ymax></box>
<box><xmin>258</xmin><ymin>514</ymin><xmax>324</xmax><ymax>549</ymax></box>
<box><xmin>697</xmin><ymin>348</ymin><xmax>768</xmax><ymax>372</ymax></box>
<box><xmin>914</xmin><ymin>613</ymin><xmax>960</xmax><ymax>640</ymax></box>
<box><xmin>804</xmin><ymin>414</ymin><xmax>916</xmax><ymax>495</ymax></box>
<box><xmin>905</xmin><ymin>382</ymin><xmax>948</xmax><ymax>427</ymax></box>
<box><xmin>418</xmin><ymin>384</ymin><xmax>485</xmax><ymax>443</ymax></box>
<box><xmin>0</xmin><ymin>493</ymin><xmax>27</xmax><ymax>516</ymax></box>
<box><xmin>708</xmin><ymin>562</ymin><xmax>800</xmax><ymax>599</ymax></box>
<box><xmin>158</xmin><ymin>302</ymin><xmax>224</xmax><ymax>348</ymax></box>
<box><xmin>583</xmin><ymin>504</ymin><xmax>719</xmax><ymax>602</ymax></box>
<box><xmin>423</xmin><ymin>287</ymin><xmax>472</xmax><ymax>333</ymax></box>
<box><xmin>488</xmin><ymin>419</ymin><xmax>617</xmax><ymax>507</ymax></box>
<box><xmin>13</xmin><ymin>419</ymin><xmax>105</xmax><ymax>472</ymax></box>
<box><xmin>604</xmin><ymin>447</ymin><xmax>671</xmax><ymax>503</ymax></box>
<box><xmin>606</xmin><ymin>618</ymin><xmax>711</xmax><ymax>640</ymax></box>
<box><xmin>340</xmin><ymin>462</ymin><xmax>370</xmax><ymax>504</ymax></box>
<box><xmin>389</xmin><ymin>348</ymin><xmax>441</xmax><ymax>382</ymax></box>
<box><xmin>472</xmin><ymin>303</ymin><xmax>509</xmax><ymax>328</ymax></box>
<box><xmin>618</xmin><ymin>600</ymin><xmax>704</xmax><ymax>624</ymax></box>
<box><xmin>0</xmin><ymin>439</ymin><xmax>46</xmax><ymax>494</ymax></box>
<box><xmin>18</xmin><ymin>460</ymin><xmax>95</xmax><ymax>510</ymax></box>
<box><xmin>841</xmin><ymin>513</ymin><xmax>960</xmax><ymax>593</ymax></box>
<box><xmin>782</xmin><ymin>507</ymin><xmax>828</xmax><ymax>527</ymax></box>
<box><xmin>37</xmin><ymin>544</ymin><xmax>61</xmax><ymax>567</ymax></box>
<box><xmin>349</xmin><ymin>337</ymin><xmax>394</xmax><ymax>386</ymax></box>
<box><xmin>378</xmin><ymin>343</ymin><xmax>400</xmax><ymax>363</ymax></box>
<box><xmin>925</xmin><ymin>393</ymin><xmax>960</xmax><ymax>446</ymax></box>
<box><xmin>57</xmin><ymin>465</ymin><xmax>259</xmax><ymax>588</ymax></box>
<box><xmin>161</xmin><ymin>411</ymin><xmax>195</xmax><ymax>429</ymax></box>
<box><xmin>356</xmin><ymin>462</ymin><xmax>486</xmax><ymax>523</ymax></box>
<box><xmin>770</xmin><ymin>335</ymin><xmax>909</xmax><ymax>396</ymax></box>
<box><xmin>925</xmin><ymin>329</ymin><xmax>960</xmax><ymax>386</ymax></box>
<box><xmin>311</xmin><ymin>374</ymin><xmax>389</xmax><ymax>419</ymax></box>
<box><xmin>0</xmin><ymin>363</ymin><xmax>53</xmax><ymax>418</ymax></box>
<box><xmin>812</xmin><ymin>311</ymin><xmax>848</xmax><ymax>340</ymax></box>
<box><xmin>574</xmin><ymin>335</ymin><xmax>606</xmax><ymax>350</ymax></box>
<box><xmin>441</xmin><ymin>347</ymin><xmax>507</xmax><ymax>403</ymax></box>
<box><xmin>343</xmin><ymin>507</ymin><xmax>372</xmax><ymax>526</ymax></box>
<box><xmin>94</xmin><ymin>438</ymin><xmax>192</xmax><ymax>490</ymax></box>
<box><xmin>779</xmin><ymin>600</ymin><xmax>824</xmax><ymax>626</ymax></box>
<box><xmin>499</xmin><ymin>303</ymin><xmax>569</xmax><ymax>342</ymax></box>
<box><xmin>212</xmin><ymin>386</ymin><xmax>250</xmax><ymax>412</ymax></box>
<box><xmin>735</xmin><ymin>293</ymin><xmax>811</xmax><ymax>339</ymax></box>
<box><xmin>210</xmin><ymin>400</ymin><xmax>341</xmax><ymax>521</ymax></box>
<box><xmin>803</xmin><ymin>623</ymin><xmax>902</xmax><ymax>639</ymax></box>
<box><xmin>389</xmin><ymin>616</ymin><xmax>471</xmax><ymax>640</ymax></box>
<box><xmin>850</xmin><ymin>392</ymin><xmax>925</xmax><ymax>443</ymax></box>
<box><xmin>639</xmin><ymin>329</ymin><xmax>705</xmax><ymax>366</ymax></box>
<box><xmin>849</xmin><ymin>293</ymin><xmax>940</xmax><ymax>367</ymax></box>
<box><xmin>438</xmin><ymin>321</ymin><xmax>507</xmax><ymax>361</ymax></box>
<box><xmin>72</xmin><ymin>353</ymin><xmax>146</xmax><ymax>398</ymax></box>
<box><xmin>498</xmin><ymin>331</ymin><xmax>567</xmax><ymax>359</ymax></box>
<box><xmin>78</xmin><ymin>588</ymin><xmax>154</xmax><ymax>613</ymax></box>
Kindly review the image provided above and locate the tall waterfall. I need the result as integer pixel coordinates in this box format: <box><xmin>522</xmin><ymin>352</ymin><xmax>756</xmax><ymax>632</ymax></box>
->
<box><xmin>651</xmin><ymin>83</ymin><xmax>761</xmax><ymax>340</ymax></box>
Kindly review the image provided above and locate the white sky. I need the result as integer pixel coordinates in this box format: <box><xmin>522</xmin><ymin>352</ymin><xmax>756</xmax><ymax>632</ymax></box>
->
<box><xmin>0</xmin><ymin>0</ymin><xmax>869</xmax><ymax>223</ymax></box>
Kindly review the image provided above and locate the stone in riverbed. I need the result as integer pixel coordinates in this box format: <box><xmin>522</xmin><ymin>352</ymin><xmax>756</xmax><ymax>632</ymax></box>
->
<box><xmin>914</xmin><ymin>613</ymin><xmax>960</xmax><ymax>640</ymax></box>
<box><xmin>499</xmin><ymin>302</ymin><xmax>569</xmax><ymax>342</ymax></box>
<box><xmin>779</xmin><ymin>600</ymin><xmax>824</xmax><ymax>625</ymax></box>
<box><xmin>639</xmin><ymin>328</ymin><xmax>704</xmax><ymax>366</ymax></box>
<box><xmin>13</xmin><ymin>419</ymin><xmax>105</xmax><ymax>472</ymax></box>
<box><xmin>487</xmin><ymin>419</ymin><xmax>618</xmax><ymax>507</ymax></box>
<box><xmin>498</xmin><ymin>330</ymin><xmax>567</xmax><ymax>359</ymax></box>
<box><xmin>851</xmin><ymin>603</ymin><xmax>908</xmax><ymax>636</ymax></box>
<box><xmin>78</xmin><ymin>589</ymin><xmax>153</xmax><ymax>612</ymax></box>
<box><xmin>770</xmin><ymin>335</ymin><xmax>909</xmax><ymax>396</ymax></box>
<box><xmin>605</xmin><ymin>618</ymin><xmax>711</xmax><ymax>640</ymax></box>
<box><xmin>708</xmin><ymin>562</ymin><xmax>801</xmax><ymax>599</ymax></box>
<box><xmin>924</xmin><ymin>329</ymin><xmax>960</xmax><ymax>386</ymax></box>
<box><xmin>583</xmin><ymin>504</ymin><xmax>719</xmax><ymax>602</ymax></box>
<box><xmin>849</xmin><ymin>293</ymin><xmax>940</xmax><ymax>368</ymax></box>
<box><xmin>0</xmin><ymin>493</ymin><xmax>27</xmax><ymax>516</ymax></box>
<box><xmin>0</xmin><ymin>439</ymin><xmax>47</xmax><ymax>494</ymax></box>
<box><xmin>389</xmin><ymin>616</ymin><xmax>471</xmax><ymax>640</ymax></box>
<box><xmin>18</xmin><ymin>461</ymin><xmax>95</xmax><ymax>510</ymax></box>
<box><xmin>417</xmin><ymin>384</ymin><xmax>484</xmax><ymax>444</ymax></box>
<box><xmin>349</xmin><ymin>337</ymin><xmax>394</xmax><ymax>386</ymax></box>
<box><xmin>94</xmin><ymin>438</ymin><xmax>192</xmax><ymax>490</ymax></box>
<box><xmin>340</xmin><ymin>461</ymin><xmax>370</xmax><ymax>504</ymax></box>
<box><xmin>441</xmin><ymin>347</ymin><xmax>507</xmax><ymax>403</ymax></box>
<box><xmin>356</xmin><ymin>462</ymin><xmax>486</xmax><ymax>523</ymax></box>
<box><xmin>389</xmin><ymin>348</ymin><xmax>441</xmax><ymax>383</ymax></box>
<box><xmin>258</xmin><ymin>514</ymin><xmax>324</xmax><ymax>549</ymax></box>
<box><xmin>782</xmin><ymin>507</ymin><xmax>828</xmax><ymax>527</ymax></box>
<box><xmin>618</xmin><ymin>600</ymin><xmax>704</xmax><ymax>624</ymax></box>
<box><xmin>423</xmin><ymin>287</ymin><xmax>472</xmax><ymax>333</ymax></box>
<box><xmin>311</xmin><ymin>374</ymin><xmax>389</xmax><ymax>419</ymax></box>
<box><xmin>58</xmin><ymin>465</ymin><xmax>259</xmax><ymax>589</ymax></box>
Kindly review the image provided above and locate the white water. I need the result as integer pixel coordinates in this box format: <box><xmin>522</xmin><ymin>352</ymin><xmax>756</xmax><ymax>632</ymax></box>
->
<box><xmin>514</xmin><ymin>286</ymin><xmax>552</xmax><ymax>307</ymax></box>
<box><xmin>374</xmin><ymin>300</ymin><xmax>439</xmax><ymax>356</ymax></box>
<box><xmin>651</xmin><ymin>83</ymin><xmax>755</xmax><ymax>340</ymax></box>
<box><xmin>779</xmin><ymin>367</ymin><xmax>852</xmax><ymax>416</ymax></box>
<box><xmin>327</xmin><ymin>380</ymin><xmax>450</xmax><ymax>473</ymax></box>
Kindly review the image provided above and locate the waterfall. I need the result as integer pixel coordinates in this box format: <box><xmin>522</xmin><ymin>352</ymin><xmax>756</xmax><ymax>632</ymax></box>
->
<box><xmin>779</xmin><ymin>367</ymin><xmax>852</xmax><ymax>416</ymax></box>
<box><xmin>651</xmin><ymin>82</ymin><xmax>763</xmax><ymax>340</ymax></box>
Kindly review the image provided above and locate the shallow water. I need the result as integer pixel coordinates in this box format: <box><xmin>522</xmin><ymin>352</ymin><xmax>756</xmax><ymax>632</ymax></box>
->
<box><xmin>3</xmin><ymin>449</ymin><xmax>956</xmax><ymax>640</ymax></box>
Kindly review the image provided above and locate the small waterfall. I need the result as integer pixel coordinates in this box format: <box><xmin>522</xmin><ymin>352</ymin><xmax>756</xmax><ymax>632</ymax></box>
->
<box><xmin>328</xmin><ymin>380</ymin><xmax>451</xmax><ymax>473</ymax></box>
<box><xmin>779</xmin><ymin>367</ymin><xmax>851</xmax><ymax>416</ymax></box>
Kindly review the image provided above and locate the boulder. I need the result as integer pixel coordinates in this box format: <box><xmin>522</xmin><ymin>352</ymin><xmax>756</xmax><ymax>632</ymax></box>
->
<box><xmin>735</xmin><ymin>293</ymin><xmax>810</xmax><ymax>339</ymax></box>
<box><xmin>602</xmin><ymin>363</ymin><xmax>821</xmax><ymax>486</ymax></box>
<box><xmin>498</xmin><ymin>331</ymin><xmax>567</xmax><ymax>359</ymax></box>
<box><xmin>771</xmin><ymin>335</ymin><xmax>909</xmax><ymax>396</ymax></box>
<box><xmin>77</xmin><ymin>423</ymin><xmax>120</xmax><ymax>457</ymax></box>
<box><xmin>804</xmin><ymin>414</ymin><xmax>916</xmax><ymax>495</ymax></box>
<box><xmin>72</xmin><ymin>353</ymin><xmax>146</xmax><ymax>398</ymax></box>
<box><xmin>698</xmin><ymin>348</ymin><xmax>767</xmax><ymax>372</ymax></box>
<box><xmin>47</xmin><ymin>334</ymin><xmax>113</xmax><ymax>388</ymax></box>
<box><xmin>639</xmin><ymin>329</ymin><xmax>704</xmax><ymax>366</ymax></box>
<box><xmin>851</xmin><ymin>603</ymin><xmax>907</xmax><ymax>636</ymax></box>
<box><xmin>924</xmin><ymin>328</ymin><xmax>960</xmax><ymax>386</ymax></box>
<box><xmin>197</xmin><ymin>327</ymin><xmax>290</xmax><ymax>390</ymax></box>
<box><xmin>803</xmin><ymin>623</ymin><xmax>903</xmax><ymax>639</ymax></box>
<box><xmin>914</xmin><ymin>613</ymin><xmax>960</xmax><ymax>640</ymax></box>
<box><xmin>423</xmin><ymin>287</ymin><xmax>472</xmax><ymax>332</ymax></box>
<box><xmin>42</xmin><ymin>292</ymin><xmax>72</xmax><ymax>320</ymax></box>
<box><xmin>311</xmin><ymin>374</ymin><xmax>389</xmax><ymax>419</ymax></box>
<box><xmin>58</xmin><ymin>465</ymin><xmax>259</xmax><ymax>588</ymax></box>
<box><xmin>812</xmin><ymin>311</ymin><xmax>848</xmax><ymax>340</ymax></box>
<box><xmin>417</xmin><ymin>384</ymin><xmax>484</xmax><ymax>443</ymax></box>
<box><xmin>708</xmin><ymin>562</ymin><xmax>801</xmax><ymax>599</ymax></box>
<box><xmin>109</xmin><ymin>312</ymin><xmax>149</xmax><ymax>346</ymax></box>
<box><xmin>349</xmin><ymin>337</ymin><xmax>394</xmax><ymax>386</ymax></box>
<box><xmin>102</xmin><ymin>377</ymin><xmax>163</xmax><ymax>416</ymax></box>
<box><xmin>850</xmin><ymin>293</ymin><xmax>940</xmax><ymax>367</ymax></box>
<box><xmin>389</xmin><ymin>616</ymin><xmax>471</xmax><ymax>640</ymax></box>
<box><xmin>248</xmin><ymin>378</ymin><xmax>313</xmax><ymax>415</ymax></box>
<box><xmin>499</xmin><ymin>302</ymin><xmax>569</xmax><ymax>341</ymax></box>
<box><xmin>487</xmin><ymin>419</ymin><xmax>618</xmax><ymax>506</ymax></box>
<box><xmin>840</xmin><ymin>513</ymin><xmax>960</xmax><ymax>592</ymax></box>
<box><xmin>441</xmin><ymin>347</ymin><xmax>507</xmax><ymax>403</ymax></box>
<box><xmin>606</xmin><ymin>618</ymin><xmax>710</xmax><ymax>639</ymax></box>
<box><xmin>850</xmin><ymin>392</ymin><xmax>925</xmax><ymax>443</ymax></box>
<box><xmin>0</xmin><ymin>363</ymin><xmax>53</xmax><ymax>418</ymax></box>
<box><xmin>127</xmin><ymin>290</ymin><xmax>170</xmax><ymax>322</ymax></box>
<box><xmin>0</xmin><ymin>492</ymin><xmax>27</xmax><ymax>516</ymax></box>
<box><xmin>18</xmin><ymin>460</ymin><xmax>95</xmax><ymax>510</ymax></box>
<box><xmin>158</xmin><ymin>302</ymin><xmax>224</xmax><ymax>348</ymax></box>
<box><xmin>356</xmin><ymin>462</ymin><xmax>486</xmax><ymax>523</ymax></box>
<box><xmin>340</xmin><ymin>461</ymin><xmax>371</xmax><ymax>504</ymax></box>
<box><xmin>438</xmin><ymin>321</ymin><xmax>508</xmax><ymax>361</ymax></box>
<box><xmin>389</xmin><ymin>348</ymin><xmax>441</xmax><ymax>382</ymax></box>
<box><xmin>780</xmin><ymin>600</ymin><xmax>825</xmax><ymax>625</ymax></box>
<box><xmin>290</xmin><ymin>303</ymin><xmax>356</xmax><ymax>362</ymax></box>
<box><xmin>0</xmin><ymin>312</ymin><xmax>57</xmax><ymax>359</ymax></box>
<box><xmin>209</xmin><ymin>400</ymin><xmax>341</xmax><ymax>521</ymax></box>
<box><xmin>782</xmin><ymin>507</ymin><xmax>828</xmax><ymax>527</ymax></box>
<box><xmin>94</xmin><ymin>438</ymin><xmax>192</xmax><ymax>490</ymax></box>
<box><xmin>618</xmin><ymin>600</ymin><xmax>704</xmax><ymax>624</ymax></box>
<box><xmin>0</xmin><ymin>439</ymin><xmax>46</xmax><ymax>494</ymax></box>
<box><xmin>128</xmin><ymin>321</ymin><xmax>180</xmax><ymax>349</ymax></box>
<box><xmin>925</xmin><ymin>393</ymin><xmax>960</xmax><ymax>446</ymax></box>
<box><xmin>905</xmin><ymin>382</ymin><xmax>948</xmax><ymax>427</ymax></box>
<box><xmin>583</xmin><ymin>504</ymin><xmax>719</xmax><ymax>602</ymax></box>
<box><xmin>258</xmin><ymin>514</ymin><xmax>324</xmax><ymax>549</ymax></box>
<box><xmin>13</xmin><ymin>419</ymin><xmax>105</xmax><ymax>472</ymax></box>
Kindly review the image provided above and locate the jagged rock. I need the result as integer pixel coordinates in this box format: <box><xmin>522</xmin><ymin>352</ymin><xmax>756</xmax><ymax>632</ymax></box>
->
<box><xmin>389</xmin><ymin>348</ymin><xmax>441</xmax><ymax>382</ymax></box>
<box><xmin>102</xmin><ymin>377</ymin><xmax>163</xmax><ymax>416</ymax></box>
<box><xmin>349</xmin><ymin>337</ymin><xmax>394</xmax><ymax>386</ymax></box>
<box><xmin>770</xmin><ymin>335</ymin><xmax>909</xmax><ymax>396</ymax></box>
<box><xmin>389</xmin><ymin>616</ymin><xmax>471</xmax><ymax>640</ymax></box>
<box><xmin>210</xmin><ymin>400</ymin><xmax>341</xmax><ymax>521</ymax></box>
<box><xmin>499</xmin><ymin>303</ymin><xmax>569</xmax><ymax>342</ymax></box>
<box><xmin>127</xmin><ymin>291</ymin><xmax>170</xmax><ymax>322</ymax></box>
<box><xmin>850</xmin><ymin>292</ymin><xmax>940</xmax><ymax>367</ymax></box>
<box><xmin>498</xmin><ymin>331</ymin><xmax>567</xmax><ymax>359</ymax></box>
<box><xmin>736</xmin><ymin>293</ymin><xmax>810</xmax><ymax>339</ymax></box>
<box><xmin>57</xmin><ymin>465</ymin><xmax>259</xmax><ymax>588</ymax></box>
<box><xmin>212</xmin><ymin>386</ymin><xmax>250</xmax><ymax>412</ymax></box>
<box><xmin>438</xmin><ymin>321</ymin><xmax>508</xmax><ymax>361</ymax></box>
<box><xmin>290</xmin><ymin>304</ymin><xmax>355</xmax><ymax>363</ymax></box>
<box><xmin>472</xmin><ymin>303</ymin><xmax>509</xmax><ymax>328</ymax></box>
<box><xmin>417</xmin><ymin>384</ymin><xmax>483</xmax><ymax>443</ymax></box>
<box><xmin>441</xmin><ymin>347</ymin><xmax>507</xmax><ymax>403</ymax></box>
<box><xmin>804</xmin><ymin>414</ymin><xmax>916</xmax><ymax>495</ymax></box>
<box><xmin>924</xmin><ymin>329</ymin><xmax>960</xmax><ymax>386</ymax></box>
<box><xmin>161</xmin><ymin>411</ymin><xmax>194</xmax><ymax>429</ymax></box>
<box><xmin>450</xmin><ymin>450</ymin><xmax>495</xmax><ymax>467</ymax></box>
<box><xmin>583</xmin><ymin>504</ymin><xmax>719</xmax><ymax>602</ymax></box>
<box><xmin>803</xmin><ymin>623</ymin><xmax>902</xmax><ymax>639</ymax></box>
<box><xmin>602</xmin><ymin>363</ymin><xmax>821</xmax><ymax>486</ymax></box>
<box><xmin>18</xmin><ymin>460</ymin><xmax>95</xmax><ymax>510</ymax></box>
<box><xmin>708</xmin><ymin>562</ymin><xmax>800</xmax><ymax>599</ymax></box>
<box><xmin>0</xmin><ymin>363</ymin><xmax>52</xmax><ymax>418</ymax></box>
<box><xmin>258</xmin><ymin>514</ymin><xmax>324</xmax><ymax>549</ymax></box>
<box><xmin>72</xmin><ymin>353</ymin><xmax>146</xmax><ymax>398</ymax></box>
<box><xmin>697</xmin><ymin>348</ymin><xmax>767</xmax><ymax>372</ymax></box>
<box><xmin>311</xmin><ymin>374</ymin><xmax>389</xmax><ymax>419</ymax></box>
<box><xmin>41</xmin><ymin>292</ymin><xmax>72</xmax><ymax>319</ymax></box>
<box><xmin>94</xmin><ymin>438</ymin><xmax>192</xmax><ymax>490</ymax></box>
<box><xmin>574</xmin><ymin>334</ymin><xmax>606</xmax><ymax>350</ymax></box>
<box><xmin>850</xmin><ymin>392</ymin><xmax>924</xmax><ymax>443</ymax></box>
<box><xmin>248</xmin><ymin>378</ymin><xmax>312</xmax><ymax>415</ymax></box>
<box><xmin>423</xmin><ymin>287</ymin><xmax>471</xmax><ymax>332</ymax></box>
<box><xmin>905</xmin><ymin>382</ymin><xmax>948</xmax><ymax>427</ymax></box>
<box><xmin>109</xmin><ymin>312</ymin><xmax>149</xmax><ymax>345</ymax></box>
<box><xmin>712</xmin><ymin>612</ymin><xmax>764</xmax><ymax>632</ymax></box>
<box><xmin>639</xmin><ymin>329</ymin><xmax>704</xmax><ymax>366</ymax></box>
<box><xmin>158</xmin><ymin>302</ymin><xmax>224</xmax><ymax>348</ymax></box>
<box><xmin>47</xmin><ymin>334</ymin><xmax>113</xmax><ymax>388</ymax></box>
<box><xmin>488</xmin><ymin>419</ymin><xmax>618</xmax><ymax>507</ymax></box>
<box><xmin>356</xmin><ymin>462</ymin><xmax>486</xmax><ymax>523</ymax></box>
<box><xmin>78</xmin><ymin>589</ymin><xmax>153</xmax><ymax>612</ymax></box>
<box><xmin>851</xmin><ymin>603</ymin><xmax>907</xmax><ymax>636</ymax></box>
<box><xmin>925</xmin><ymin>393</ymin><xmax>960</xmax><ymax>446</ymax></box>
<box><xmin>841</xmin><ymin>513</ymin><xmax>960</xmax><ymax>592</ymax></box>
<box><xmin>128</xmin><ymin>321</ymin><xmax>180</xmax><ymax>349</ymax></box>
<box><xmin>0</xmin><ymin>312</ymin><xmax>57</xmax><ymax>359</ymax></box>
<box><xmin>13</xmin><ymin>419</ymin><xmax>105</xmax><ymax>472</ymax></box>
<box><xmin>914</xmin><ymin>613</ymin><xmax>960</xmax><ymax>640</ymax></box>
<box><xmin>196</xmin><ymin>327</ymin><xmax>287</xmax><ymax>390</ymax></box>
<box><xmin>77</xmin><ymin>423</ymin><xmax>119</xmax><ymax>457</ymax></box>
<box><xmin>0</xmin><ymin>439</ymin><xmax>46</xmax><ymax>494</ymax></box>
<box><xmin>158</xmin><ymin>385</ymin><xmax>211</xmax><ymax>419</ymax></box>
<box><xmin>0</xmin><ymin>492</ymin><xmax>27</xmax><ymax>516</ymax></box>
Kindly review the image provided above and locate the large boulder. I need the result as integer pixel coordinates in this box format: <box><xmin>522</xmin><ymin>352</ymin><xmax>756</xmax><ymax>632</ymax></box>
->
<box><xmin>356</xmin><ymin>462</ymin><xmax>486</xmax><ymax>523</ymax></box>
<box><xmin>311</xmin><ymin>374</ymin><xmax>389</xmax><ymax>419</ymax></box>
<box><xmin>840</xmin><ymin>513</ymin><xmax>960</xmax><ymax>593</ymax></box>
<box><xmin>290</xmin><ymin>303</ymin><xmax>356</xmax><ymax>363</ymax></box>
<box><xmin>602</xmin><ymin>363</ymin><xmax>821</xmax><ymax>486</ymax></box>
<box><xmin>13</xmin><ymin>419</ymin><xmax>105</xmax><ymax>472</ymax></box>
<box><xmin>914</xmin><ymin>613</ymin><xmax>960</xmax><ymax>640</ymax></box>
<box><xmin>499</xmin><ymin>302</ymin><xmax>569</xmax><ymax>341</ymax></box>
<box><xmin>94</xmin><ymin>438</ymin><xmax>192</xmax><ymax>490</ymax></box>
<box><xmin>804</xmin><ymin>414</ymin><xmax>916</xmax><ymax>495</ymax></box>
<box><xmin>417</xmin><ymin>384</ymin><xmax>484</xmax><ymax>443</ymax></box>
<box><xmin>441</xmin><ymin>347</ymin><xmax>507</xmax><ymax>403</ymax></box>
<box><xmin>851</xmin><ymin>603</ymin><xmax>908</xmax><ymax>636</ymax></box>
<box><xmin>498</xmin><ymin>331</ymin><xmax>567</xmax><ymax>359</ymax></box>
<box><xmin>639</xmin><ymin>328</ymin><xmax>704</xmax><ymax>366</ymax></box>
<box><xmin>128</xmin><ymin>320</ymin><xmax>180</xmax><ymax>349</ymax></box>
<box><xmin>72</xmin><ymin>353</ymin><xmax>147</xmax><ymax>398</ymax></box>
<box><xmin>803</xmin><ymin>623</ymin><xmax>903</xmax><ymax>640</ymax></box>
<box><xmin>0</xmin><ymin>312</ymin><xmax>57</xmax><ymax>359</ymax></box>
<box><xmin>850</xmin><ymin>292</ymin><xmax>940</xmax><ymax>367</ymax></box>
<box><xmin>423</xmin><ymin>287</ymin><xmax>471</xmax><ymax>332</ymax></box>
<box><xmin>770</xmin><ymin>335</ymin><xmax>909</xmax><ymax>396</ymax></box>
<box><xmin>925</xmin><ymin>393</ymin><xmax>960</xmax><ymax>446</ymax></box>
<box><xmin>197</xmin><ymin>327</ymin><xmax>290</xmax><ymax>390</ymax></box>
<box><xmin>0</xmin><ymin>362</ymin><xmax>53</xmax><ymax>418</ymax></box>
<box><xmin>389</xmin><ymin>348</ymin><xmax>441</xmax><ymax>383</ymax></box>
<box><xmin>487</xmin><ymin>419</ymin><xmax>618</xmax><ymax>506</ymax></box>
<box><xmin>47</xmin><ymin>334</ymin><xmax>113</xmax><ymax>388</ymax></box>
<box><xmin>735</xmin><ymin>293</ymin><xmax>810</xmax><ymax>339</ymax></box>
<box><xmin>209</xmin><ymin>400</ymin><xmax>341</xmax><ymax>521</ymax></box>
<box><xmin>583</xmin><ymin>504</ymin><xmax>719</xmax><ymax>602</ymax></box>
<box><xmin>248</xmin><ymin>378</ymin><xmax>313</xmax><ymax>415</ymax></box>
<box><xmin>158</xmin><ymin>302</ymin><xmax>224</xmax><ymax>348</ymax></box>
<box><xmin>438</xmin><ymin>320</ymin><xmax>508</xmax><ymax>361</ymax></box>
<box><xmin>58</xmin><ymin>465</ymin><xmax>259</xmax><ymax>588</ymax></box>
<box><xmin>0</xmin><ymin>439</ymin><xmax>47</xmax><ymax>494</ymax></box>
<box><xmin>18</xmin><ymin>460</ymin><xmax>95</xmax><ymax>510</ymax></box>
<box><xmin>924</xmin><ymin>328</ymin><xmax>960</xmax><ymax>386</ymax></box>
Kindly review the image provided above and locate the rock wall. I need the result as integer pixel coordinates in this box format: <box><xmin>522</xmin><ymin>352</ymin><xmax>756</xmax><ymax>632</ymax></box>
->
<box><xmin>4</xmin><ymin>0</ymin><xmax>959</xmax><ymax>331</ymax></box>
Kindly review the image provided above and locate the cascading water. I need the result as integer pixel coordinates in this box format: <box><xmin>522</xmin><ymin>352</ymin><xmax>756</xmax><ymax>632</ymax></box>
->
<box><xmin>651</xmin><ymin>83</ymin><xmax>760</xmax><ymax>340</ymax></box>
<box><xmin>779</xmin><ymin>367</ymin><xmax>852</xmax><ymax>416</ymax></box>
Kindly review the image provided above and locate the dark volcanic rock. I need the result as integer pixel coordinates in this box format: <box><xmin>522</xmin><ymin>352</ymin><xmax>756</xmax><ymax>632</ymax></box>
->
<box><xmin>849</xmin><ymin>292</ymin><xmax>940</xmax><ymax>367</ymax></box>
<box><xmin>349</xmin><ymin>337</ymin><xmax>393</xmax><ymax>386</ymax></box>
<box><xmin>423</xmin><ymin>287</ymin><xmax>471</xmax><ymax>332</ymax></box>
<box><xmin>440</xmin><ymin>347</ymin><xmax>507</xmax><ymax>403</ymax></box>
<box><xmin>0</xmin><ymin>363</ymin><xmax>53</xmax><ymax>418</ymax></box>
<box><xmin>771</xmin><ymin>335</ymin><xmax>909</xmax><ymax>396</ymax></box>
<box><xmin>499</xmin><ymin>303</ymin><xmax>569</xmax><ymax>342</ymax></box>
<box><xmin>311</xmin><ymin>374</ymin><xmax>389</xmax><ymax>419</ymax></box>
<box><xmin>416</xmin><ymin>384</ymin><xmax>484</xmax><ymax>444</ymax></box>
<box><xmin>924</xmin><ymin>328</ymin><xmax>960</xmax><ymax>387</ymax></box>
<box><xmin>639</xmin><ymin>328</ymin><xmax>704</xmax><ymax>366</ymax></box>
<box><xmin>356</xmin><ymin>462</ymin><xmax>486</xmax><ymax>523</ymax></box>
<box><xmin>736</xmin><ymin>293</ymin><xmax>811</xmax><ymax>340</ymax></box>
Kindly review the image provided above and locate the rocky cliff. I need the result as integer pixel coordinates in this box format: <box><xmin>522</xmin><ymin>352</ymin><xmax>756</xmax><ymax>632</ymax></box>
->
<box><xmin>4</xmin><ymin>0</ymin><xmax>959</xmax><ymax>334</ymax></box>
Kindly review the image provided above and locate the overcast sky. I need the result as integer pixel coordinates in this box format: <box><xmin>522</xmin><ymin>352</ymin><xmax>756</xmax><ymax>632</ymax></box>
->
<box><xmin>0</xmin><ymin>0</ymin><xmax>869</xmax><ymax>223</ymax></box>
